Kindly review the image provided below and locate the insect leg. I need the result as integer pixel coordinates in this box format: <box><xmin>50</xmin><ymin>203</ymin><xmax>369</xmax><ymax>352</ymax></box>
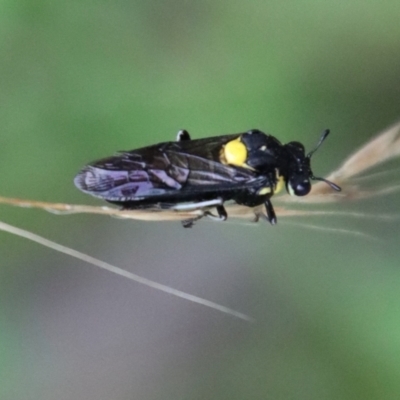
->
<box><xmin>181</xmin><ymin>215</ymin><xmax>204</xmax><ymax>228</ymax></box>
<box><xmin>217</xmin><ymin>205</ymin><xmax>228</xmax><ymax>220</ymax></box>
<box><xmin>172</xmin><ymin>198</ymin><xmax>223</xmax><ymax>211</ymax></box>
<box><xmin>205</xmin><ymin>205</ymin><xmax>228</xmax><ymax>222</ymax></box>
<box><xmin>264</xmin><ymin>198</ymin><xmax>277</xmax><ymax>225</ymax></box>
<box><xmin>176</xmin><ymin>129</ymin><xmax>191</xmax><ymax>141</ymax></box>
<box><xmin>252</xmin><ymin>212</ymin><xmax>261</xmax><ymax>223</ymax></box>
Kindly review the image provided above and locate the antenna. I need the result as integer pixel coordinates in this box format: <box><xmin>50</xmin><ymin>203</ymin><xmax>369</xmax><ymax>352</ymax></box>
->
<box><xmin>308</xmin><ymin>129</ymin><xmax>342</xmax><ymax>192</ymax></box>
<box><xmin>307</xmin><ymin>129</ymin><xmax>330</xmax><ymax>159</ymax></box>
<box><xmin>310</xmin><ymin>176</ymin><xmax>341</xmax><ymax>191</ymax></box>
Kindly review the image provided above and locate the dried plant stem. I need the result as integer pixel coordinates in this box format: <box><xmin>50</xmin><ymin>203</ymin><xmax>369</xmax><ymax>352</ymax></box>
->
<box><xmin>0</xmin><ymin>220</ymin><xmax>253</xmax><ymax>322</ymax></box>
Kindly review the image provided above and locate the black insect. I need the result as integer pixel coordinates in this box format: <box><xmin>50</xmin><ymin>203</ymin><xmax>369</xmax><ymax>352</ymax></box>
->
<box><xmin>74</xmin><ymin>129</ymin><xmax>341</xmax><ymax>227</ymax></box>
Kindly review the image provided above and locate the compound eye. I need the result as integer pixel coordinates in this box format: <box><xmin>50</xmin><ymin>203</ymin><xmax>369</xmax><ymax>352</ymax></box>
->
<box><xmin>288</xmin><ymin>180</ymin><xmax>311</xmax><ymax>196</ymax></box>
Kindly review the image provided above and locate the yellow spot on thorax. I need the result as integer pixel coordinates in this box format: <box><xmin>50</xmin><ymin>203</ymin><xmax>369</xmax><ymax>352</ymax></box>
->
<box><xmin>274</xmin><ymin>169</ymin><xmax>285</xmax><ymax>194</ymax></box>
<box><xmin>257</xmin><ymin>187</ymin><xmax>272</xmax><ymax>195</ymax></box>
<box><xmin>257</xmin><ymin>172</ymin><xmax>284</xmax><ymax>197</ymax></box>
<box><xmin>222</xmin><ymin>137</ymin><xmax>248</xmax><ymax>167</ymax></box>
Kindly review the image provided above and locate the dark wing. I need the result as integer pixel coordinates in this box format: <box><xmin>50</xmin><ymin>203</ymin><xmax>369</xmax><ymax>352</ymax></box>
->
<box><xmin>74</xmin><ymin>135</ymin><xmax>262</xmax><ymax>202</ymax></box>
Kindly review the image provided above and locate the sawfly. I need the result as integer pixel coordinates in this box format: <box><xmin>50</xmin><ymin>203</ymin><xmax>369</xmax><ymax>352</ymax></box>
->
<box><xmin>1</xmin><ymin>122</ymin><xmax>399</xmax><ymax>320</ymax></box>
<box><xmin>74</xmin><ymin>129</ymin><xmax>341</xmax><ymax>227</ymax></box>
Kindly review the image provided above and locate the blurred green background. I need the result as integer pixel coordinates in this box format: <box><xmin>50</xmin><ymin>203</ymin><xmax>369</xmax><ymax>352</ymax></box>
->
<box><xmin>1</xmin><ymin>1</ymin><xmax>400</xmax><ymax>399</ymax></box>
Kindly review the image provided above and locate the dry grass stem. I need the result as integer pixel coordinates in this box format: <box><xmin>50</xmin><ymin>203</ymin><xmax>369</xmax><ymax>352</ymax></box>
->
<box><xmin>0</xmin><ymin>220</ymin><xmax>253</xmax><ymax>322</ymax></box>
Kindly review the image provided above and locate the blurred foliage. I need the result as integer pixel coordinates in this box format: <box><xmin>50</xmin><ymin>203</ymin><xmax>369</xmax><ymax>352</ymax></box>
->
<box><xmin>1</xmin><ymin>1</ymin><xmax>400</xmax><ymax>399</ymax></box>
